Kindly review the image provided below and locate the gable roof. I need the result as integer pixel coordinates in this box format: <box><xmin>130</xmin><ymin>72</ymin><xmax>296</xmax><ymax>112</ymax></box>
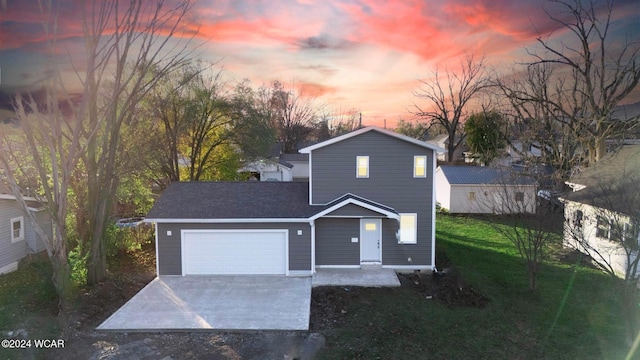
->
<box><xmin>437</xmin><ymin>165</ymin><xmax>537</xmax><ymax>185</ymax></box>
<box><xmin>562</xmin><ymin>145</ymin><xmax>640</xmax><ymax>214</ymax></box>
<box><xmin>298</xmin><ymin>126</ymin><xmax>445</xmax><ymax>154</ymax></box>
<box><xmin>310</xmin><ymin>193</ymin><xmax>399</xmax><ymax>220</ymax></box>
<box><xmin>145</xmin><ymin>181</ymin><xmax>399</xmax><ymax>222</ymax></box>
<box><xmin>566</xmin><ymin>145</ymin><xmax>640</xmax><ymax>188</ymax></box>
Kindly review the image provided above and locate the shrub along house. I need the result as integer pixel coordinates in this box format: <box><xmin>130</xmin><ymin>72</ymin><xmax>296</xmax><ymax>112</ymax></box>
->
<box><xmin>145</xmin><ymin>126</ymin><xmax>443</xmax><ymax>276</ymax></box>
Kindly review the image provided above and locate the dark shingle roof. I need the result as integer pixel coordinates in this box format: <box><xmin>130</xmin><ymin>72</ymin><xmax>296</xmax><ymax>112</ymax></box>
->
<box><xmin>146</xmin><ymin>182</ymin><xmax>317</xmax><ymax>219</ymax></box>
<box><xmin>562</xmin><ymin>145</ymin><xmax>640</xmax><ymax>214</ymax></box>
<box><xmin>567</xmin><ymin>145</ymin><xmax>640</xmax><ymax>187</ymax></box>
<box><xmin>438</xmin><ymin>165</ymin><xmax>537</xmax><ymax>185</ymax></box>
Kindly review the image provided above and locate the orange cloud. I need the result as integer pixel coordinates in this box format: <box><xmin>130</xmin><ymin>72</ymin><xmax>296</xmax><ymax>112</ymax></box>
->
<box><xmin>296</xmin><ymin>81</ymin><xmax>338</xmax><ymax>97</ymax></box>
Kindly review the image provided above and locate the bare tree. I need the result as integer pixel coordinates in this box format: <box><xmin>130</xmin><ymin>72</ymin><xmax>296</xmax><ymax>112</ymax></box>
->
<box><xmin>0</xmin><ymin>1</ymin><xmax>108</xmax><ymax>305</ymax></box>
<box><xmin>394</xmin><ymin>119</ymin><xmax>432</xmax><ymax>140</ymax></box>
<box><xmin>476</xmin><ymin>168</ymin><xmax>556</xmax><ymax>291</ymax></box>
<box><xmin>530</xmin><ymin>0</ymin><xmax>640</xmax><ymax>165</ymax></box>
<box><xmin>413</xmin><ymin>54</ymin><xmax>489</xmax><ymax>162</ymax></box>
<box><xmin>270</xmin><ymin>80</ymin><xmax>320</xmax><ymax>153</ymax></box>
<box><xmin>316</xmin><ymin>106</ymin><xmax>361</xmax><ymax>140</ymax></box>
<box><xmin>563</xmin><ymin>159</ymin><xmax>640</xmax><ymax>346</ymax></box>
<box><xmin>76</xmin><ymin>0</ymin><xmax>196</xmax><ymax>284</ymax></box>
<box><xmin>496</xmin><ymin>63</ymin><xmax>584</xmax><ymax>186</ymax></box>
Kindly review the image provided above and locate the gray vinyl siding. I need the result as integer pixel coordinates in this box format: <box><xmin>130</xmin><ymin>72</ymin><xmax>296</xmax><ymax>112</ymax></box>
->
<box><xmin>325</xmin><ymin>203</ymin><xmax>386</xmax><ymax>217</ymax></box>
<box><xmin>156</xmin><ymin>222</ymin><xmax>312</xmax><ymax>275</ymax></box>
<box><xmin>315</xmin><ymin>218</ymin><xmax>360</xmax><ymax>266</ymax></box>
<box><xmin>26</xmin><ymin>211</ymin><xmax>51</xmax><ymax>253</ymax></box>
<box><xmin>311</xmin><ymin>131</ymin><xmax>435</xmax><ymax>266</ymax></box>
<box><xmin>0</xmin><ymin>201</ymin><xmax>27</xmax><ymax>270</ymax></box>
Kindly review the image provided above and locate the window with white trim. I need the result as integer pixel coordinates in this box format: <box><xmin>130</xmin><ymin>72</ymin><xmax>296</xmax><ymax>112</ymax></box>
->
<box><xmin>356</xmin><ymin>156</ymin><xmax>369</xmax><ymax>178</ymax></box>
<box><xmin>398</xmin><ymin>213</ymin><xmax>417</xmax><ymax>244</ymax></box>
<box><xmin>11</xmin><ymin>216</ymin><xmax>24</xmax><ymax>243</ymax></box>
<box><xmin>414</xmin><ymin>155</ymin><xmax>427</xmax><ymax>178</ymax></box>
<box><xmin>468</xmin><ymin>192</ymin><xmax>476</xmax><ymax>201</ymax></box>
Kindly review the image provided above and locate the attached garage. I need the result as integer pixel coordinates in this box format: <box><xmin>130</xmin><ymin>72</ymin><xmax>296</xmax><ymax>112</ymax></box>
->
<box><xmin>181</xmin><ymin>230</ymin><xmax>288</xmax><ymax>275</ymax></box>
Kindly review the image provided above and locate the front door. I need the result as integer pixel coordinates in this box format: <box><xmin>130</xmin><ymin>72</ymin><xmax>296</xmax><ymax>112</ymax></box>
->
<box><xmin>360</xmin><ymin>219</ymin><xmax>382</xmax><ymax>263</ymax></box>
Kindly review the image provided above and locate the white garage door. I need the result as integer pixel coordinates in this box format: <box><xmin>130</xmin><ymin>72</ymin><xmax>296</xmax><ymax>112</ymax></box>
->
<box><xmin>182</xmin><ymin>230</ymin><xmax>288</xmax><ymax>275</ymax></box>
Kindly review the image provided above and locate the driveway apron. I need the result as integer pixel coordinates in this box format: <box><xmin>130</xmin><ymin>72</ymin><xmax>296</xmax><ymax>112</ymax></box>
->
<box><xmin>97</xmin><ymin>276</ymin><xmax>311</xmax><ymax>331</ymax></box>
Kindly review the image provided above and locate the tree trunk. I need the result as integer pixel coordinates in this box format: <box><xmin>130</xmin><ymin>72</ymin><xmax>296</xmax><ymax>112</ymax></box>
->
<box><xmin>448</xmin><ymin>133</ymin><xmax>456</xmax><ymax>162</ymax></box>
<box><xmin>528</xmin><ymin>262</ymin><xmax>537</xmax><ymax>291</ymax></box>
<box><xmin>50</xmin><ymin>247</ymin><xmax>72</xmax><ymax>311</ymax></box>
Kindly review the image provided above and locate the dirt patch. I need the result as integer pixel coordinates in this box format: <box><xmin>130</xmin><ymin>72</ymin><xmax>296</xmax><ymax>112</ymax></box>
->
<box><xmin>399</xmin><ymin>269</ymin><xmax>490</xmax><ymax>308</ymax></box>
<box><xmin>309</xmin><ymin>269</ymin><xmax>489</xmax><ymax>331</ymax></box>
<box><xmin>6</xmin><ymin>243</ymin><xmax>487</xmax><ymax>359</ymax></box>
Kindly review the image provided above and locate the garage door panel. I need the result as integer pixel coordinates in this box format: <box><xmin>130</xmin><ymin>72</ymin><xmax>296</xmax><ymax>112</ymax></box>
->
<box><xmin>183</xmin><ymin>231</ymin><xmax>287</xmax><ymax>275</ymax></box>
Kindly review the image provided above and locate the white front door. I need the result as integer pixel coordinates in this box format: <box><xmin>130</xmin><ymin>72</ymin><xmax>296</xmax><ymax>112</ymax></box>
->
<box><xmin>360</xmin><ymin>219</ymin><xmax>382</xmax><ymax>263</ymax></box>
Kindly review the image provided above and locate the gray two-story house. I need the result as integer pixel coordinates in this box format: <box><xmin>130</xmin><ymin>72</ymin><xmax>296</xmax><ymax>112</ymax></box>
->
<box><xmin>146</xmin><ymin>126</ymin><xmax>442</xmax><ymax>276</ymax></box>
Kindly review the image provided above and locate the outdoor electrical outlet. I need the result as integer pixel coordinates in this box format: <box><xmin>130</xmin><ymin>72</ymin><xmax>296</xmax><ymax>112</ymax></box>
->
<box><xmin>167</xmin><ymin>231</ymin><xmax>172</xmax><ymax>236</ymax></box>
<box><xmin>408</xmin><ymin>257</ymin><xmax>412</xmax><ymax>263</ymax></box>
<box><xmin>297</xmin><ymin>230</ymin><xmax>302</xmax><ymax>235</ymax></box>
<box><xmin>351</xmin><ymin>237</ymin><xmax>358</xmax><ymax>243</ymax></box>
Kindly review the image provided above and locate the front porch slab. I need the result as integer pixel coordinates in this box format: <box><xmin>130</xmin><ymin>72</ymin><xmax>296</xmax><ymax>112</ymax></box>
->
<box><xmin>312</xmin><ymin>268</ymin><xmax>400</xmax><ymax>287</ymax></box>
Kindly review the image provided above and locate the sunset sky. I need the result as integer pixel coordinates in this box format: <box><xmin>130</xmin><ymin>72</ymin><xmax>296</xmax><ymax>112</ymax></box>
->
<box><xmin>0</xmin><ymin>0</ymin><xmax>639</xmax><ymax>127</ymax></box>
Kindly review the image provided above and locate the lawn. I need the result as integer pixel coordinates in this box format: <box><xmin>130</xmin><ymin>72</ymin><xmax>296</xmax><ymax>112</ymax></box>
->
<box><xmin>315</xmin><ymin>214</ymin><xmax>632</xmax><ymax>360</ymax></box>
<box><xmin>0</xmin><ymin>253</ymin><xmax>60</xmax><ymax>359</ymax></box>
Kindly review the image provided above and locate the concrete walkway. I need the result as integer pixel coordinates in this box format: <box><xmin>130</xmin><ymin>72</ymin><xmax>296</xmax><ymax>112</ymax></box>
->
<box><xmin>97</xmin><ymin>276</ymin><xmax>311</xmax><ymax>331</ymax></box>
<box><xmin>312</xmin><ymin>268</ymin><xmax>400</xmax><ymax>287</ymax></box>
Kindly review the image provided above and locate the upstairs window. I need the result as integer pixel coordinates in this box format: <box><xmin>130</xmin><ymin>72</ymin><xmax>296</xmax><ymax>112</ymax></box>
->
<box><xmin>414</xmin><ymin>156</ymin><xmax>427</xmax><ymax>178</ymax></box>
<box><xmin>11</xmin><ymin>216</ymin><xmax>24</xmax><ymax>243</ymax></box>
<box><xmin>398</xmin><ymin>213</ymin><xmax>417</xmax><ymax>244</ymax></box>
<box><xmin>356</xmin><ymin>156</ymin><xmax>369</xmax><ymax>178</ymax></box>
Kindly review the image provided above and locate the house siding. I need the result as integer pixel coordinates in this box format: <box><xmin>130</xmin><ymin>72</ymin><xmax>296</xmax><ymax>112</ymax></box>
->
<box><xmin>315</xmin><ymin>218</ymin><xmax>360</xmax><ymax>265</ymax></box>
<box><xmin>563</xmin><ymin>201</ymin><xmax>640</xmax><ymax>279</ymax></box>
<box><xmin>156</xmin><ymin>222</ymin><xmax>312</xmax><ymax>275</ymax></box>
<box><xmin>26</xmin><ymin>210</ymin><xmax>51</xmax><ymax>253</ymax></box>
<box><xmin>0</xmin><ymin>201</ymin><xmax>27</xmax><ymax>272</ymax></box>
<box><xmin>444</xmin><ymin>184</ymin><xmax>536</xmax><ymax>214</ymax></box>
<box><xmin>310</xmin><ymin>130</ymin><xmax>435</xmax><ymax>266</ymax></box>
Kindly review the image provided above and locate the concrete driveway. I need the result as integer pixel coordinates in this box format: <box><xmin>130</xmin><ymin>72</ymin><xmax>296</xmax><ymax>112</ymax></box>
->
<box><xmin>97</xmin><ymin>276</ymin><xmax>311</xmax><ymax>331</ymax></box>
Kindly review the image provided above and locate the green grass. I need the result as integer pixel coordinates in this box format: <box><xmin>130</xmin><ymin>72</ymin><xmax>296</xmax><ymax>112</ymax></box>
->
<box><xmin>0</xmin><ymin>254</ymin><xmax>60</xmax><ymax>359</ymax></box>
<box><xmin>316</xmin><ymin>214</ymin><xmax>632</xmax><ymax>360</ymax></box>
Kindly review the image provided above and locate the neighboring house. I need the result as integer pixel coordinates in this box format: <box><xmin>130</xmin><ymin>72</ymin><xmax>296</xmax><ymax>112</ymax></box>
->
<box><xmin>562</xmin><ymin>145</ymin><xmax>640</xmax><ymax>279</ymax></box>
<box><xmin>145</xmin><ymin>126</ymin><xmax>443</xmax><ymax>276</ymax></box>
<box><xmin>435</xmin><ymin>165</ymin><xmax>537</xmax><ymax>214</ymax></box>
<box><xmin>427</xmin><ymin>134</ymin><xmax>468</xmax><ymax>162</ymax></box>
<box><xmin>239</xmin><ymin>159</ymin><xmax>294</xmax><ymax>181</ymax></box>
<box><xmin>0</xmin><ymin>193</ymin><xmax>50</xmax><ymax>275</ymax></box>
<box><xmin>491</xmin><ymin>140</ymin><xmax>543</xmax><ymax>167</ymax></box>
<box><xmin>279</xmin><ymin>153</ymin><xmax>309</xmax><ymax>181</ymax></box>
<box><xmin>240</xmin><ymin>153</ymin><xmax>310</xmax><ymax>182</ymax></box>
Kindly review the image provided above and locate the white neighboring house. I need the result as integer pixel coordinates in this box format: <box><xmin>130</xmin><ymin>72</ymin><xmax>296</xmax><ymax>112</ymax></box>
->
<box><xmin>492</xmin><ymin>140</ymin><xmax>543</xmax><ymax>167</ymax></box>
<box><xmin>0</xmin><ymin>192</ymin><xmax>51</xmax><ymax>275</ymax></box>
<box><xmin>278</xmin><ymin>153</ymin><xmax>309</xmax><ymax>181</ymax></box>
<box><xmin>561</xmin><ymin>145</ymin><xmax>640</xmax><ymax>280</ymax></box>
<box><xmin>435</xmin><ymin>165</ymin><xmax>537</xmax><ymax>214</ymax></box>
<box><xmin>239</xmin><ymin>159</ymin><xmax>294</xmax><ymax>181</ymax></box>
<box><xmin>427</xmin><ymin>134</ymin><xmax>468</xmax><ymax>162</ymax></box>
